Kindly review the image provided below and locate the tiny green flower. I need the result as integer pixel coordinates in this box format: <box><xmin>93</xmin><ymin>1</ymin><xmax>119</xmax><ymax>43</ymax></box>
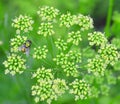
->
<box><xmin>62</xmin><ymin>62</ymin><xmax>79</xmax><ymax>77</ymax></box>
<box><xmin>69</xmin><ymin>79</ymin><xmax>91</xmax><ymax>100</ymax></box>
<box><xmin>31</xmin><ymin>80</ymin><xmax>57</xmax><ymax>104</ymax></box>
<box><xmin>53</xmin><ymin>50</ymin><xmax>81</xmax><ymax>67</ymax></box>
<box><xmin>55</xmin><ymin>39</ymin><xmax>68</xmax><ymax>51</ymax></box>
<box><xmin>53</xmin><ymin>53</ymin><xmax>68</xmax><ymax>66</ymax></box>
<box><xmin>98</xmin><ymin>44</ymin><xmax>119</xmax><ymax>65</ymax></box>
<box><xmin>52</xmin><ymin>78</ymin><xmax>68</xmax><ymax>96</ymax></box>
<box><xmin>33</xmin><ymin>45</ymin><xmax>48</xmax><ymax>59</ymax></box>
<box><xmin>12</xmin><ymin>15</ymin><xmax>34</xmax><ymax>34</ymax></box>
<box><xmin>68</xmin><ymin>50</ymin><xmax>81</xmax><ymax>63</ymax></box>
<box><xmin>88</xmin><ymin>31</ymin><xmax>107</xmax><ymax>46</ymax></box>
<box><xmin>3</xmin><ymin>54</ymin><xmax>26</xmax><ymax>75</ymax></box>
<box><xmin>37</xmin><ymin>6</ymin><xmax>59</xmax><ymax>21</ymax></box>
<box><xmin>37</xmin><ymin>22</ymin><xmax>54</xmax><ymax>37</ymax></box>
<box><xmin>10</xmin><ymin>35</ymin><xmax>27</xmax><ymax>52</ymax></box>
<box><xmin>87</xmin><ymin>55</ymin><xmax>106</xmax><ymax>76</ymax></box>
<box><xmin>73</xmin><ymin>14</ymin><xmax>93</xmax><ymax>31</ymax></box>
<box><xmin>32</xmin><ymin>67</ymin><xmax>54</xmax><ymax>82</ymax></box>
<box><xmin>67</xmin><ymin>31</ymin><xmax>82</xmax><ymax>45</ymax></box>
<box><xmin>60</xmin><ymin>12</ymin><xmax>74</xmax><ymax>28</ymax></box>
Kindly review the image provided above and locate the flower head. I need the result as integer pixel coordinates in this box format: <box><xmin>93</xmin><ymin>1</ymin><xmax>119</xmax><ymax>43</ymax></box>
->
<box><xmin>55</xmin><ymin>39</ymin><xmax>68</xmax><ymax>51</ymax></box>
<box><xmin>68</xmin><ymin>50</ymin><xmax>81</xmax><ymax>63</ymax></box>
<box><xmin>67</xmin><ymin>31</ymin><xmax>82</xmax><ymax>45</ymax></box>
<box><xmin>87</xmin><ymin>55</ymin><xmax>106</xmax><ymax>76</ymax></box>
<box><xmin>10</xmin><ymin>35</ymin><xmax>27</xmax><ymax>52</ymax></box>
<box><xmin>88</xmin><ymin>31</ymin><xmax>107</xmax><ymax>46</ymax></box>
<box><xmin>12</xmin><ymin>15</ymin><xmax>34</xmax><ymax>34</ymax></box>
<box><xmin>60</xmin><ymin>12</ymin><xmax>74</xmax><ymax>28</ymax></box>
<box><xmin>37</xmin><ymin>22</ymin><xmax>54</xmax><ymax>37</ymax></box>
<box><xmin>31</xmin><ymin>80</ymin><xmax>57</xmax><ymax>104</ymax></box>
<box><xmin>33</xmin><ymin>45</ymin><xmax>48</xmax><ymax>59</ymax></box>
<box><xmin>62</xmin><ymin>62</ymin><xmax>79</xmax><ymax>77</ymax></box>
<box><xmin>69</xmin><ymin>79</ymin><xmax>91</xmax><ymax>100</ymax></box>
<box><xmin>98</xmin><ymin>44</ymin><xmax>119</xmax><ymax>65</ymax></box>
<box><xmin>32</xmin><ymin>67</ymin><xmax>54</xmax><ymax>82</ymax></box>
<box><xmin>53</xmin><ymin>53</ymin><xmax>68</xmax><ymax>66</ymax></box>
<box><xmin>73</xmin><ymin>14</ymin><xmax>93</xmax><ymax>31</ymax></box>
<box><xmin>53</xmin><ymin>50</ymin><xmax>81</xmax><ymax>67</ymax></box>
<box><xmin>37</xmin><ymin>6</ymin><xmax>59</xmax><ymax>21</ymax></box>
<box><xmin>52</xmin><ymin>78</ymin><xmax>68</xmax><ymax>96</ymax></box>
<box><xmin>3</xmin><ymin>54</ymin><xmax>26</xmax><ymax>75</ymax></box>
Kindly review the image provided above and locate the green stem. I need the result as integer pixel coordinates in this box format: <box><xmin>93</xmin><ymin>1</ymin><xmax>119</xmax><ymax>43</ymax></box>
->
<box><xmin>104</xmin><ymin>0</ymin><xmax>114</xmax><ymax>37</ymax></box>
<box><xmin>46</xmin><ymin>36</ymin><xmax>54</xmax><ymax>58</ymax></box>
<box><xmin>13</xmin><ymin>76</ymin><xmax>31</xmax><ymax>104</ymax></box>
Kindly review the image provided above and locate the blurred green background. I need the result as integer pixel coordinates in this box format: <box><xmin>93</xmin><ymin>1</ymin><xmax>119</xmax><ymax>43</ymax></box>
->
<box><xmin>0</xmin><ymin>0</ymin><xmax>120</xmax><ymax>104</ymax></box>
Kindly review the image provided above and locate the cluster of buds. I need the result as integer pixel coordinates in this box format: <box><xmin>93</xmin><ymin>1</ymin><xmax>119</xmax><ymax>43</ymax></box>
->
<box><xmin>12</xmin><ymin>15</ymin><xmax>34</xmax><ymax>34</ymax></box>
<box><xmin>3</xmin><ymin>54</ymin><xmax>26</xmax><ymax>76</ymax></box>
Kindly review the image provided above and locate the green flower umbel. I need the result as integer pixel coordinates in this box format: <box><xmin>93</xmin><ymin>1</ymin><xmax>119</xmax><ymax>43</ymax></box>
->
<box><xmin>87</xmin><ymin>55</ymin><xmax>107</xmax><ymax>76</ymax></box>
<box><xmin>73</xmin><ymin>14</ymin><xmax>93</xmax><ymax>31</ymax></box>
<box><xmin>33</xmin><ymin>45</ymin><xmax>48</xmax><ymax>59</ymax></box>
<box><xmin>37</xmin><ymin>6</ymin><xmax>59</xmax><ymax>21</ymax></box>
<box><xmin>98</xmin><ymin>44</ymin><xmax>119</xmax><ymax>65</ymax></box>
<box><xmin>31</xmin><ymin>80</ymin><xmax>57</xmax><ymax>104</ymax></box>
<box><xmin>55</xmin><ymin>39</ymin><xmax>68</xmax><ymax>51</ymax></box>
<box><xmin>3</xmin><ymin>54</ymin><xmax>26</xmax><ymax>75</ymax></box>
<box><xmin>32</xmin><ymin>67</ymin><xmax>54</xmax><ymax>82</ymax></box>
<box><xmin>88</xmin><ymin>31</ymin><xmax>107</xmax><ymax>46</ymax></box>
<box><xmin>12</xmin><ymin>15</ymin><xmax>34</xmax><ymax>34</ymax></box>
<box><xmin>37</xmin><ymin>22</ymin><xmax>54</xmax><ymax>37</ymax></box>
<box><xmin>69</xmin><ymin>79</ymin><xmax>91</xmax><ymax>100</ymax></box>
<box><xmin>62</xmin><ymin>62</ymin><xmax>79</xmax><ymax>77</ymax></box>
<box><xmin>52</xmin><ymin>78</ymin><xmax>68</xmax><ymax>96</ymax></box>
<box><xmin>67</xmin><ymin>31</ymin><xmax>82</xmax><ymax>45</ymax></box>
<box><xmin>60</xmin><ymin>12</ymin><xmax>74</xmax><ymax>28</ymax></box>
<box><xmin>10</xmin><ymin>35</ymin><xmax>27</xmax><ymax>52</ymax></box>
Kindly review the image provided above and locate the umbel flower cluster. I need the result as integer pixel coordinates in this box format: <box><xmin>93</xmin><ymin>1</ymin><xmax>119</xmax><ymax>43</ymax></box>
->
<box><xmin>3</xmin><ymin>6</ymin><xmax>120</xmax><ymax>104</ymax></box>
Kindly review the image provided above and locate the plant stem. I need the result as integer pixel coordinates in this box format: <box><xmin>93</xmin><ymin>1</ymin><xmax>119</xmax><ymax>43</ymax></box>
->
<box><xmin>104</xmin><ymin>0</ymin><xmax>114</xmax><ymax>37</ymax></box>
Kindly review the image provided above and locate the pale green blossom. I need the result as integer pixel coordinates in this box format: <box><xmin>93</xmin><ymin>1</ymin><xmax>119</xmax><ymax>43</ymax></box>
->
<box><xmin>37</xmin><ymin>22</ymin><xmax>54</xmax><ymax>37</ymax></box>
<box><xmin>67</xmin><ymin>31</ymin><xmax>82</xmax><ymax>45</ymax></box>
<box><xmin>52</xmin><ymin>78</ymin><xmax>68</xmax><ymax>96</ymax></box>
<box><xmin>69</xmin><ymin>79</ymin><xmax>91</xmax><ymax>100</ymax></box>
<box><xmin>3</xmin><ymin>54</ymin><xmax>26</xmax><ymax>75</ymax></box>
<box><xmin>87</xmin><ymin>55</ymin><xmax>107</xmax><ymax>76</ymax></box>
<box><xmin>10</xmin><ymin>35</ymin><xmax>27</xmax><ymax>52</ymax></box>
<box><xmin>73</xmin><ymin>14</ymin><xmax>93</xmax><ymax>31</ymax></box>
<box><xmin>37</xmin><ymin>6</ymin><xmax>59</xmax><ymax>21</ymax></box>
<box><xmin>55</xmin><ymin>39</ymin><xmax>68</xmax><ymax>51</ymax></box>
<box><xmin>31</xmin><ymin>80</ymin><xmax>57</xmax><ymax>104</ymax></box>
<box><xmin>12</xmin><ymin>15</ymin><xmax>34</xmax><ymax>34</ymax></box>
<box><xmin>60</xmin><ymin>12</ymin><xmax>74</xmax><ymax>27</ymax></box>
<box><xmin>98</xmin><ymin>44</ymin><xmax>119</xmax><ymax>65</ymax></box>
<box><xmin>33</xmin><ymin>45</ymin><xmax>48</xmax><ymax>59</ymax></box>
<box><xmin>32</xmin><ymin>67</ymin><xmax>54</xmax><ymax>81</ymax></box>
<box><xmin>88</xmin><ymin>31</ymin><xmax>107</xmax><ymax>46</ymax></box>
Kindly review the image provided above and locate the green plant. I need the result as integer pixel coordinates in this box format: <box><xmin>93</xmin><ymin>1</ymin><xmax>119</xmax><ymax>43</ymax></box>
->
<box><xmin>3</xmin><ymin>6</ymin><xmax>119</xmax><ymax>104</ymax></box>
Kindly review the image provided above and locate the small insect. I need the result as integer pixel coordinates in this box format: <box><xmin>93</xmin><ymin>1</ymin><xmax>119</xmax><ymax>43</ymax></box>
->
<box><xmin>19</xmin><ymin>40</ymin><xmax>32</xmax><ymax>56</ymax></box>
